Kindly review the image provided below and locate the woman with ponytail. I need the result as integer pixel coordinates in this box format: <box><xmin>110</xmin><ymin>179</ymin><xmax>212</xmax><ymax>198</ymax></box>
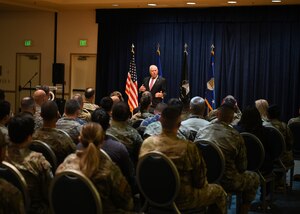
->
<box><xmin>56</xmin><ymin>122</ymin><xmax>134</xmax><ymax>213</ymax></box>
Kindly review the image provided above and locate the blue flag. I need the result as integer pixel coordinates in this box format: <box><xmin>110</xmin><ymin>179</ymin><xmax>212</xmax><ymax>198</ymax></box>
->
<box><xmin>205</xmin><ymin>45</ymin><xmax>216</xmax><ymax>111</ymax></box>
<box><xmin>156</xmin><ymin>44</ymin><xmax>163</xmax><ymax>77</ymax></box>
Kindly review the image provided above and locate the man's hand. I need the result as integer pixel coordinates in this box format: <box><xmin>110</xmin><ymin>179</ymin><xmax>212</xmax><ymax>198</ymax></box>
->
<box><xmin>155</xmin><ymin>91</ymin><xmax>164</xmax><ymax>98</ymax></box>
<box><xmin>139</xmin><ymin>84</ymin><xmax>146</xmax><ymax>92</ymax></box>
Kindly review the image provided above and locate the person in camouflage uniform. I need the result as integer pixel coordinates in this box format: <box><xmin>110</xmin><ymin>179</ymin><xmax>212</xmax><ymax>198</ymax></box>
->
<box><xmin>56</xmin><ymin>99</ymin><xmax>82</xmax><ymax>144</ymax></box>
<box><xmin>0</xmin><ymin>100</ymin><xmax>11</xmax><ymax>143</ymax></box>
<box><xmin>143</xmin><ymin>98</ymin><xmax>193</xmax><ymax>141</ymax></box>
<box><xmin>195</xmin><ymin>101</ymin><xmax>260</xmax><ymax>214</ymax></box>
<box><xmin>5</xmin><ymin>114</ymin><xmax>52</xmax><ymax>214</ymax></box>
<box><xmin>0</xmin><ymin>130</ymin><xmax>26</xmax><ymax>214</ymax></box>
<box><xmin>83</xmin><ymin>87</ymin><xmax>99</xmax><ymax>114</ymax></box>
<box><xmin>265</xmin><ymin>104</ymin><xmax>294</xmax><ymax>167</ymax></box>
<box><xmin>72</xmin><ymin>93</ymin><xmax>90</xmax><ymax>123</ymax></box>
<box><xmin>140</xmin><ymin>106</ymin><xmax>227</xmax><ymax>214</ymax></box>
<box><xmin>56</xmin><ymin>122</ymin><xmax>134</xmax><ymax>213</ymax></box>
<box><xmin>107</xmin><ymin>101</ymin><xmax>143</xmax><ymax>167</ymax></box>
<box><xmin>288</xmin><ymin>107</ymin><xmax>300</xmax><ymax>125</ymax></box>
<box><xmin>207</xmin><ymin>95</ymin><xmax>242</xmax><ymax>126</ymax></box>
<box><xmin>130</xmin><ymin>95</ymin><xmax>154</xmax><ymax>122</ymax></box>
<box><xmin>33</xmin><ymin>89</ymin><xmax>48</xmax><ymax>130</ymax></box>
<box><xmin>33</xmin><ymin>101</ymin><xmax>76</xmax><ymax>165</ymax></box>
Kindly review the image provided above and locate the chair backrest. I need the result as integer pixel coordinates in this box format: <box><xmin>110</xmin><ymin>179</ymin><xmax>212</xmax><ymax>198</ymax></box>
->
<box><xmin>29</xmin><ymin>140</ymin><xmax>58</xmax><ymax>173</ymax></box>
<box><xmin>264</xmin><ymin>125</ymin><xmax>286</xmax><ymax>160</ymax></box>
<box><xmin>288</xmin><ymin>121</ymin><xmax>300</xmax><ymax>153</ymax></box>
<box><xmin>240</xmin><ymin>132</ymin><xmax>265</xmax><ymax>171</ymax></box>
<box><xmin>0</xmin><ymin>161</ymin><xmax>30</xmax><ymax>211</ymax></box>
<box><xmin>56</xmin><ymin>129</ymin><xmax>74</xmax><ymax>142</ymax></box>
<box><xmin>137</xmin><ymin>151</ymin><xmax>180</xmax><ymax>209</ymax></box>
<box><xmin>49</xmin><ymin>169</ymin><xmax>102</xmax><ymax>214</ymax></box>
<box><xmin>100</xmin><ymin>148</ymin><xmax>112</xmax><ymax>161</ymax></box>
<box><xmin>194</xmin><ymin>139</ymin><xmax>225</xmax><ymax>183</ymax></box>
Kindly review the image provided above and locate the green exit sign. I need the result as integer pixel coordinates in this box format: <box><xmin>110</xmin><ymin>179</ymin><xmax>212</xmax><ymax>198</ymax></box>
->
<box><xmin>79</xmin><ymin>39</ymin><xmax>88</xmax><ymax>47</ymax></box>
<box><xmin>24</xmin><ymin>40</ymin><xmax>32</xmax><ymax>47</ymax></box>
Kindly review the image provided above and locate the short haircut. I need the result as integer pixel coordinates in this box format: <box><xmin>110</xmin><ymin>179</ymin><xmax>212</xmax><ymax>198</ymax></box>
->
<box><xmin>84</xmin><ymin>87</ymin><xmax>95</xmax><ymax>99</ymax></box>
<box><xmin>110</xmin><ymin>91</ymin><xmax>124</xmax><ymax>101</ymax></box>
<box><xmin>0</xmin><ymin>100</ymin><xmax>11</xmax><ymax>120</ymax></box>
<box><xmin>8</xmin><ymin>114</ymin><xmax>34</xmax><ymax>144</ymax></box>
<box><xmin>154</xmin><ymin>102</ymin><xmax>168</xmax><ymax>114</ymax></box>
<box><xmin>140</xmin><ymin>95</ymin><xmax>151</xmax><ymax>112</ymax></box>
<box><xmin>167</xmin><ymin>98</ymin><xmax>183</xmax><ymax>114</ymax></box>
<box><xmin>91</xmin><ymin>108</ymin><xmax>110</xmax><ymax>131</ymax></box>
<box><xmin>112</xmin><ymin>101</ymin><xmax>130</xmax><ymax>122</ymax></box>
<box><xmin>190</xmin><ymin>96</ymin><xmax>205</xmax><ymax>115</ymax></box>
<box><xmin>160</xmin><ymin>106</ymin><xmax>181</xmax><ymax>130</ymax></box>
<box><xmin>100</xmin><ymin>96</ymin><xmax>113</xmax><ymax>112</ymax></box>
<box><xmin>41</xmin><ymin>100</ymin><xmax>58</xmax><ymax>121</ymax></box>
<box><xmin>65</xmin><ymin>99</ymin><xmax>80</xmax><ymax>115</ymax></box>
<box><xmin>72</xmin><ymin>93</ymin><xmax>83</xmax><ymax>106</ymax></box>
<box><xmin>21</xmin><ymin>96</ymin><xmax>35</xmax><ymax>111</ymax></box>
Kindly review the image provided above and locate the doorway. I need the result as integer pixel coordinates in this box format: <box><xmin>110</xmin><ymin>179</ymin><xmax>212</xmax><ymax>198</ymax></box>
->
<box><xmin>16</xmin><ymin>53</ymin><xmax>41</xmax><ymax>112</ymax></box>
<box><xmin>70</xmin><ymin>54</ymin><xmax>96</xmax><ymax>98</ymax></box>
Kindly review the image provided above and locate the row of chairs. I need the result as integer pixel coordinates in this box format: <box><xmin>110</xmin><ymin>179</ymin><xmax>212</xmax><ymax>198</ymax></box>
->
<box><xmin>1</xmin><ymin>122</ymin><xmax>298</xmax><ymax>214</ymax></box>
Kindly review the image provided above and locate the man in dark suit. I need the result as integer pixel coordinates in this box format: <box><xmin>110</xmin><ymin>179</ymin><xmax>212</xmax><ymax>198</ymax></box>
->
<box><xmin>139</xmin><ymin>65</ymin><xmax>166</xmax><ymax>108</ymax></box>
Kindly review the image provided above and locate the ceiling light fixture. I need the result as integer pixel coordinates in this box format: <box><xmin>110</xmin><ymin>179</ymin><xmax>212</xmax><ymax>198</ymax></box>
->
<box><xmin>272</xmin><ymin>0</ymin><xmax>281</xmax><ymax>2</ymax></box>
<box><xmin>148</xmin><ymin>3</ymin><xmax>157</xmax><ymax>7</ymax></box>
<box><xmin>187</xmin><ymin>2</ymin><xmax>196</xmax><ymax>5</ymax></box>
<box><xmin>112</xmin><ymin>4</ymin><xmax>119</xmax><ymax>7</ymax></box>
<box><xmin>227</xmin><ymin>1</ymin><xmax>237</xmax><ymax>3</ymax></box>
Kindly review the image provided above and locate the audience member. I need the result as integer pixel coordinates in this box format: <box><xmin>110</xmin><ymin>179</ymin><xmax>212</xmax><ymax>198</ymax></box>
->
<box><xmin>181</xmin><ymin>96</ymin><xmax>210</xmax><ymax>140</ymax></box>
<box><xmin>140</xmin><ymin>102</ymin><xmax>167</xmax><ymax>127</ymax></box>
<box><xmin>130</xmin><ymin>95</ymin><xmax>154</xmax><ymax>122</ymax></box>
<box><xmin>100</xmin><ymin>96</ymin><xmax>114</xmax><ymax>116</ymax></box>
<box><xmin>106</xmin><ymin>101</ymin><xmax>143</xmax><ymax>167</ymax></box>
<box><xmin>234</xmin><ymin>106</ymin><xmax>276</xmax><ymax>203</ymax></box>
<box><xmin>0</xmin><ymin>130</ymin><xmax>26</xmax><ymax>214</ymax></box>
<box><xmin>0</xmin><ymin>100</ymin><xmax>11</xmax><ymax>143</ymax></box>
<box><xmin>88</xmin><ymin>108</ymin><xmax>136</xmax><ymax>193</ymax></box>
<box><xmin>56</xmin><ymin>99</ymin><xmax>82</xmax><ymax>144</ymax></box>
<box><xmin>288</xmin><ymin>107</ymin><xmax>300</xmax><ymax>125</ymax></box>
<box><xmin>195</xmin><ymin>100</ymin><xmax>260</xmax><ymax>214</ymax></box>
<box><xmin>207</xmin><ymin>95</ymin><xmax>241</xmax><ymax>125</ymax></box>
<box><xmin>83</xmin><ymin>87</ymin><xmax>99</xmax><ymax>114</ymax></box>
<box><xmin>33</xmin><ymin>101</ymin><xmax>76</xmax><ymax>165</ymax></box>
<box><xmin>20</xmin><ymin>96</ymin><xmax>36</xmax><ymax>116</ymax></box>
<box><xmin>6</xmin><ymin>114</ymin><xmax>52</xmax><ymax>214</ymax></box>
<box><xmin>255</xmin><ymin>99</ymin><xmax>269</xmax><ymax>122</ymax></box>
<box><xmin>33</xmin><ymin>89</ymin><xmax>48</xmax><ymax>129</ymax></box>
<box><xmin>56</xmin><ymin>122</ymin><xmax>134</xmax><ymax>213</ymax></box>
<box><xmin>72</xmin><ymin>93</ymin><xmax>89</xmax><ymax>123</ymax></box>
<box><xmin>110</xmin><ymin>91</ymin><xmax>124</xmax><ymax>105</ymax></box>
<box><xmin>143</xmin><ymin>98</ymin><xmax>193</xmax><ymax>141</ymax></box>
<box><xmin>140</xmin><ymin>106</ymin><xmax>227</xmax><ymax>213</ymax></box>
<box><xmin>132</xmin><ymin>91</ymin><xmax>152</xmax><ymax>114</ymax></box>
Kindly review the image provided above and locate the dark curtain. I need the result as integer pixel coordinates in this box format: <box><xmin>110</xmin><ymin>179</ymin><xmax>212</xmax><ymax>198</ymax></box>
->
<box><xmin>96</xmin><ymin>6</ymin><xmax>300</xmax><ymax>122</ymax></box>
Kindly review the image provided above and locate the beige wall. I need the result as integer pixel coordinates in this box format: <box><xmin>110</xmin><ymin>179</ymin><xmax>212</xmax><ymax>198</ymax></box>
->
<box><xmin>0</xmin><ymin>10</ymin><xmax>98</xmax><ymax>112</ymax></box>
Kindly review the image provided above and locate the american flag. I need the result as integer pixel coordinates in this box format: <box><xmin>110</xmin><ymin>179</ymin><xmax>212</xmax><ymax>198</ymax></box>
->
<box><xmin>125</xmin><ymin>45</ymin><xmax>138</xmax><ymax>112</ymax></box>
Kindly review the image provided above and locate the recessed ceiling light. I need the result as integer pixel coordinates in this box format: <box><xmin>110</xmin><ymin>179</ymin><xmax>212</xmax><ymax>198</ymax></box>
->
<box><xmin>148</xmin><ymin>3</ymin><xmax>157</xmax><ymax>7</ymax></box>
<box><xmin>112</xmin><ymin>4</ymin><xmax>119</xmax><ymax>7</ymax></box>
<box><xmin>272</xmin><ymin>0</ymin><xmax>281</xmax><ymax>2</ymax></box>
<box><xmin>228</xmin><ymin>1</ymin><xmax>237</xmax><ymax>3</ymax></box>
<box><xmin>187</xmin><ymin>2</ymin><xmax>196</xmax><ymax>5</ymax></box>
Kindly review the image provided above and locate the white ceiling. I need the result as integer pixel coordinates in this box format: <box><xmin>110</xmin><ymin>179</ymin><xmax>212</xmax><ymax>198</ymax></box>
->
<box><xmin>0</xmin><ymin>0</ymin><xmax>299</xmax><ymax>12</ymax></box>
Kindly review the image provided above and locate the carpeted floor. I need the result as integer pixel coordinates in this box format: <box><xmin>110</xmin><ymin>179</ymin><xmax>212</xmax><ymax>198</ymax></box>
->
<box><xmin>228</xmin><ymin>160</ymin><xmax>300</xmax><ymax>214</ymax></box>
